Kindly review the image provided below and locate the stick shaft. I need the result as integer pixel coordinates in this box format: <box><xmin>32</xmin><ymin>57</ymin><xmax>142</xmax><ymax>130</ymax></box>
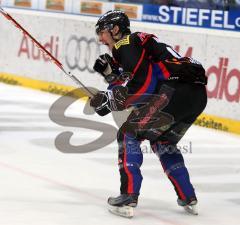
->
<box><xmin>0</xmin><ymin>7</ymin><xmax>94</xmax><ymax>97</ymax></box>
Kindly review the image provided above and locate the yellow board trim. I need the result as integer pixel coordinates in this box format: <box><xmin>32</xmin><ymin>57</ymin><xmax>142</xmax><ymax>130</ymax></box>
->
<box><xmin>0</xmin><ymin>72</ymin><xmax>239</xmax><ymax>135</ymax></box>
<box><xmin>194</xmin><ymin>114</ymin><xmax>240</xmax><ymax>135</ymax></box>
<box><xmin>0</xmin><ymin>72</ymin><xmax>89</xmax><ymax>100</ymax></box>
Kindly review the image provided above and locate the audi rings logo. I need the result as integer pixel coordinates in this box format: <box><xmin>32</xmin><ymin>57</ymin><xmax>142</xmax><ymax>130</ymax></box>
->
<box><xmin>65</xmin><ymin>36</ymin><xmax>104</xmax><ymax>73</ymax></box>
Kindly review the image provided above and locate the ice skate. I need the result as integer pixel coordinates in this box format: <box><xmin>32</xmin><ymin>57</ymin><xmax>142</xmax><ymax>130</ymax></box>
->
<box><xmin>107</xmin><ymin>194</ymin><xmax>138</xmax><ymax>218</ymax></box>
<box><xmin>177</xmin><ymin>197</ymin><xmax>198</xmax><ymax>215</ymax></box>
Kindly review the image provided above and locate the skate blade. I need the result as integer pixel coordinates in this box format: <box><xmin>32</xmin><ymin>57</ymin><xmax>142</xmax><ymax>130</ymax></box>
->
<box><xmin>108</xmin><ymin>205</ymin><xmax>134</xmax><ymax>218</ymax></box>
<box><xmin>183</xmin><ymin>205</ymin><xmax>198</xmax><ymax>215</ymax></box>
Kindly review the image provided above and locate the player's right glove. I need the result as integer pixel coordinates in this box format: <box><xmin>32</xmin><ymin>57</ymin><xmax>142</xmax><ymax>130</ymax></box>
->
<box><xmin>90</xmin><ymin>91</ymin><xmax>111</xmax><ymax>116</ymax></box>
<box><xmin>90</xmin><ymin>86</ymin><xmax>129</xmax><ymax>116</ymax></box>
<box><xmin>93</xmin><ymin>54</ymin><xmax>120</xmax><ymax>83</ymax></box>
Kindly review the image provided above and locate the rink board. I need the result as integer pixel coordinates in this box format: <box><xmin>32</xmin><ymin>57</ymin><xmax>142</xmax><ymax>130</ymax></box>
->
<box><xmin>0</xmin><ymin>71</ymin><xmax>239</xmax><ymax>135</ymax></box>
<box><xmin>0</xmin><ymin>8</ymin><xmax>239</xmax><ymax>135</ymax></box>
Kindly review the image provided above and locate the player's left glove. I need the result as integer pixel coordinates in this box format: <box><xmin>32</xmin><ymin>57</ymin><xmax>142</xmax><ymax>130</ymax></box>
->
<box><xmin>93</xmin><ymin>54</ymin><xmax>120</xmax><ymax>83</ymax></box>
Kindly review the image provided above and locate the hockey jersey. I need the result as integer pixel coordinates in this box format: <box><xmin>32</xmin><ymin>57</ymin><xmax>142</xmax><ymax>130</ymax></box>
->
<box><xmin>111</xmin><ymin>32</ymin><xmax>207</xmax><ymax>105</ymax></box>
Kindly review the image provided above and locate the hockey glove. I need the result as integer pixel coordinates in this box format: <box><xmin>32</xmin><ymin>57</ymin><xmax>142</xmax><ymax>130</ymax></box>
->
<box><xmin>93</xmin><ymin>54</ymin><xmax>120</xmax><ymax>83</ymax></box>
<box><xmin>90</xmin><ymin>91</ymin><xmax>111</xmax><ymax>116</ymax></box>
<box><xmin>90</xmin><ymin>86</ymin><xmax>129</xmax><ymax>116</ymax></box>
<box><xmin>110</xmin><ymin>86</ymin><xmax>128</xmax><ymax>111</ymax></box>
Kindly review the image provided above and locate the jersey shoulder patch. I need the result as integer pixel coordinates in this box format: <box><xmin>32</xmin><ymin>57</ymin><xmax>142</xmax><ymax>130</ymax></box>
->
<box><xmin>135</xmin><ymin>32</ymin><xmax>156</xmax><ymax>45</ymax></box>
<box><xmin>114</xmin><ymin>35</ymin><xmax>130</xmax><ymax>50</ymax></box>
<box><xmin>136</xmin><ymin>32</ymin><xmax>150</xmax><ymax>42</ymax></box>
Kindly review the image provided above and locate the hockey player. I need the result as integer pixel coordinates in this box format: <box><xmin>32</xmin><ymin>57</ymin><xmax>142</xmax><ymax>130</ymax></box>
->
<box><xmin>90</xmin><ymin>10</ymin><xmax>207</xmax><ymax>217</ymax></box>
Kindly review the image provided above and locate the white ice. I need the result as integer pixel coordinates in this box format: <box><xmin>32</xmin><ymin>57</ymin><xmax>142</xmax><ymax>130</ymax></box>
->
<box><xmin>0</xmin><ymin>83</ymin><xmax>240</xmax><ymax>225</ymax></box>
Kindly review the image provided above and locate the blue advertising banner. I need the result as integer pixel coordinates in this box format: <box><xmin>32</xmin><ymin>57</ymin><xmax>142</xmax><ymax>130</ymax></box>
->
<box><xmin>142</xmin><ymin>4</ymin><xmax>240</xmax><ymax>32</ymax></box>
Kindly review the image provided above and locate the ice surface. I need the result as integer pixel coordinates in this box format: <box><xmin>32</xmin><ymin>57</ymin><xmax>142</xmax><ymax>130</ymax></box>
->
<box><xmin>0</xmin><ymin>83</ymin><xmax>240</xmax><ymax>225</ymax></box>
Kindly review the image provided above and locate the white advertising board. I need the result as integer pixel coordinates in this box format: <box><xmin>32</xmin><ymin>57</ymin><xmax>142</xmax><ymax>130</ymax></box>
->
<box><xmin>1</xmin><ymin>0</ymin><xmax>38</xmax><ymax>9</ymax></box>
<box><xmin>0</xmin><ymin>1</ymin><xmax>143</xmax><ymax>20</ymax></box>
<box><xmin>0</xmin><ymin>8</ymin><xmax>239</xmax><ymax>123</ymax></box>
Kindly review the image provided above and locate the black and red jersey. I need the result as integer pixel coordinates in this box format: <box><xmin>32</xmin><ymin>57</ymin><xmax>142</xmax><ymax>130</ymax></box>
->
<box><xmin>111</xmin><ymin>32</ymin><xmax>206</xmax><ymax>105</ymax></box>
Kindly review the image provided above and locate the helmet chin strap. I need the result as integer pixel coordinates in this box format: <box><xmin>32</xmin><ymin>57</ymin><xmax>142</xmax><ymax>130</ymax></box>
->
<box><xmin>109</xmin><ymin>29</ymin><xmax>123</xmax><ymax>42</ymax></box>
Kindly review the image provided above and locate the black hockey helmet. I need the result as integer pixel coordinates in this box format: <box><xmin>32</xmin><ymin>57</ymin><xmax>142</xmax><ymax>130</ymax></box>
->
<box><xmin>95</xmin><ymin>10</ymin><xmax>131</xmax><ymax>35</ymax></box>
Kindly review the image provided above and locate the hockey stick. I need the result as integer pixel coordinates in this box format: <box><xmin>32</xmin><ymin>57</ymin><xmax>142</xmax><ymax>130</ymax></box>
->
<box><xmin>0</xmin><ymin>6</ymin><xmax>95</xmax><ymax>97</ymax></box>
